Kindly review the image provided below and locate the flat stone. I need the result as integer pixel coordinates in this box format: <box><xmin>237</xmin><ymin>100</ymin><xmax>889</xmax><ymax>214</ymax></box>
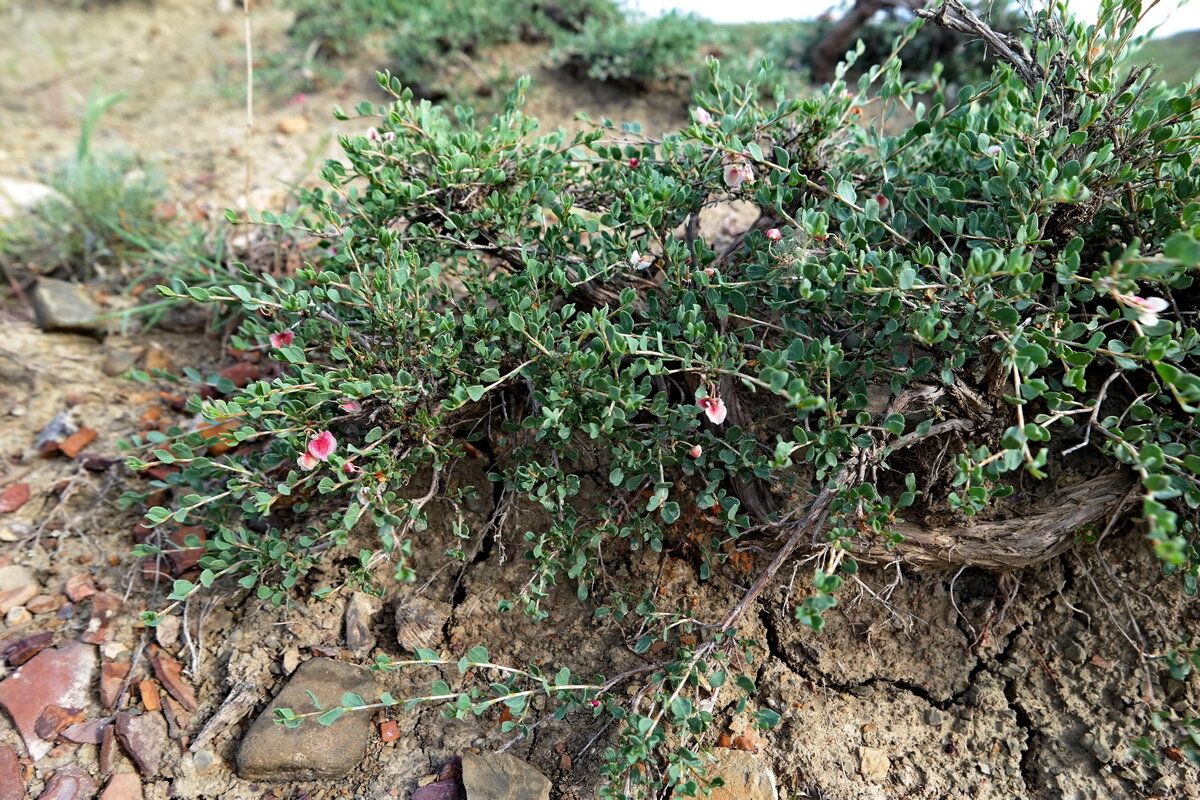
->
<box><xmin>344</xmin><ymin>593</ymin><xmax>379</xmax><ymax>656</ymax></box>
<box><xmin>413</xmin><ymin>779</ymin><xmax>464</xmax><ymax>800</ymax></box>
<box><xmin>0</xmin><ymin>565</ymin><xmax>38</xmax><ymax>614</ymax></box>
<box><xmin>705</xmin><ymin>751</ymin><xmax>778</xmax><ymax>800</ymax></box>
<box><xmin>3</xmin><ymin>631</ymin><xmax>55</xmax><ymax>666</ymax></box>
<box><xmin>859</xmin><ymin>746</ymin><xmax>889</xmax><ymax>782</ymax></box>
<box><xmin>99</xmin><ymin>772</ymin><xmax>143</xmax><ymax>800</ymax></box>
<box><xmin>27</xmin><ymin>595</ymin><xmax>63</xmax><ymax>615</ymax></box>
<box><xmin>35</xmin><ymin>705</ymin><xmax>84</xmax><ymax>739</ymax></box>
<box><xmin>236</xmin><ymin>658</ymin><xmax>375</xmax><ymax>780</ymax></box>
<box><xmin>31</xmin><ymin>279</ymin><xmax>104</xmax><ymax>338</ymax></box>
<box><xmin>276</xmin><ymin>116</ymin><xmax>310</xmax><ymax>135</ymax></box>
<box><xmin>36</xmin><ymin>766</ymin><xmax>95</xmax><ymax>800</ymax></box>
<box><xmin>101</xmin><ymin>348</ymin><xmax>142</xmax><ymax>378</ymax></box>
<box><xmin>0</xmin><ymin>640</ymin><xmax>96</xmax><ymax>760</ymax></box>
<box><xmin>99</xmin><ymin>662</ymin><xmax>130</xmax><ymax>710</ymax></box>
<box><xmin>81</xmin><ymin>593</ymin><xmax>122</xmax><ymax>645</ymax></box>
<box><xmin>0</xmin><ymin>744</ymin><xmax>22</xmax><ymax>800</ymax></box>
<box><xmin>99</xmin><ymin>725</ymin><xmax>117</xmax><ymax>774</ymax></box>
<box><xmin>62</xmin><ymin>720</ymin><xmax>108</xmax><ymax>745</ymax></box>
<box><xmin>64</xmin><ymin>574</ymin><xmax>97</xmax><ymax>603</ymax></box>
<box><xmin>395</xmin><ymin>598</ymin><xmax>452</xmax><ymax>653</ymax></box>
<box><xmin>461</xmin><ymin>752</ymin><xmax>550</xmax><ymax>800</ymax></box>
<box><xmin>4</xmin><ymin>607</ymin><xmax>31</xmax><ymax>627</ymax></box>
<box><xmin>114</xmin><ymin>711</ymin><xmax>167</xmax><ymax>777</ymax></box>
<box><xmin>0</xmin><ymin>484</ymin><xmax>30</xmax><ymax>515</ymax></box>
<box><xmin>153</xmin><ymin>616</ymin><xmax>180</xmax><ymax>650</ymax></box>
<box><xmin>150</xmin><ymin>654</ymin><xmax>196</xmax><ymax>711</ymax></box>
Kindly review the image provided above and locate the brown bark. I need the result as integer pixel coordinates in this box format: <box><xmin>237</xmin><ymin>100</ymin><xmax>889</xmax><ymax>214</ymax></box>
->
<box><xmin>854</xmin><ymin>470</ymin><xmax>1139</xmax><ymax>569</ymax></box>
<box><xmin>810</xmin><ymin>0</ymin><xmax>925</xmax><ymax>83</ymax></box>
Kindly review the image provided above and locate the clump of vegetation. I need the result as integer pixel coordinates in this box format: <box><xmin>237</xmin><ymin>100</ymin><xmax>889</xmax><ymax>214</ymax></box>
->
<box><xmin>550</xmin><ymin>11</ymin><xmax>712</xmax><ymax>88</ymax></box>
<box><xmin>125</xmin><ymin>0</ymin><xmax>1199</xmax><ymax>795</ymax></box>
<box><xmin>284</xmin><ymin>0</ymin><xmax>620</xmax><ymax>99</ymax></box>
<box><xmin>0</xmin><ymin>92</ymin><xmax>166</xmax><ymax>282</ymax></box>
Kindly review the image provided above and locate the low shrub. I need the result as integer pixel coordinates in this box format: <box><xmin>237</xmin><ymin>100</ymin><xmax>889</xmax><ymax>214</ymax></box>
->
<box><xmin>126</xmin><ymin>0</ymin><xmax>1200</xmax><ymax>794</ymax></box>
<box><xmin>550</xmin><ymin>11</ymin><xmax>712</xmax><ymax>88</ymax></box>
<box><xmin>0</xmin><ymin>92</ymin><xmax>165</xmax><ymax>282</ymax></box>
<box><xmin>284</xmin><ymin>0</ymin><xmax>620</xmax><ymax>99</ymax></box>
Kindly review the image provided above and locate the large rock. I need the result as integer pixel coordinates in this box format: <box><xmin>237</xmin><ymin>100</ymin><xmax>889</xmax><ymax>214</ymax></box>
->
<box><xmin>706</xmin><ymin>751</ymin><xmax>778</xmax><ymax>800</ymax></box>
<box><xmin>462</xmin><ymin>752</ymin><xmax>550</xmax><ymax>800</ymax></box>
<box><xmin>236</xmin><ymin>658</ymin><xmax>375</xmax><ymax>780</ymax></box>
<box><xmin>31</xmin><ymin>278</ymin><xmax>104</xmax><ymax>338</ymax></box>
<box><xmin>0</xmin><ymin>640</ymin><xmax>96</xmax><ymax>760</ymax></box>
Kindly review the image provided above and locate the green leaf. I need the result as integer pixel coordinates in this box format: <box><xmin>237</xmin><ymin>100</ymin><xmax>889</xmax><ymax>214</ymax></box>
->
<box><xmin>466</xmin><ymin>645</ymin><xmax>489</xmax><ymax>664</ymax></box>
<box><xmin>466</xmin><ymin>385</ymin><xmax>486</xmax><ymax>402</ymax></box>
<box><xmin>341</xmin><ymin>692</ymin><xmax>366</xmax><ymax>709</ymax></box>
<box><xmin>317</xmin><ymin>708</ymin><xmax>347</xmax><ymax>726</ymax></box>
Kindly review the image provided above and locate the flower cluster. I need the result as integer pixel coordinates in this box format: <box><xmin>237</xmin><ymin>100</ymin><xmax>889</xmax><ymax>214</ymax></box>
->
<box><xmin>298</xmin><ymin>431</ymin><xmax>336</xmax><ymax>471</ymax></box>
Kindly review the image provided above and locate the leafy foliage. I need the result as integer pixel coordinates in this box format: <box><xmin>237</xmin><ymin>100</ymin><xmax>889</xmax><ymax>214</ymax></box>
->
<box><xmin>126</xmin><ymin>1</ymin><xmax>1200</xmax><ymax>794</ymax></box>
<box><xmin>550</xmin><ymin>11</ymin><xmax>712</xmax><ymax>88</ymax></box>
<box><xmin>284</xmin><ymin>0</ymin><xmax>619</xmax><ymax>99</ymax></box>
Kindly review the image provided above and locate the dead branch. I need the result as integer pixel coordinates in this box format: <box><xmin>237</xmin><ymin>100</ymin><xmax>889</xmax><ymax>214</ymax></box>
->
<box><xmin>916</xmin><ymin>0</ymin><xmax>1040</xmax><ymax>88</ymax></box>
<box><xmin>853</xmin><ymin>469</ymin><xmax>1138</xmax><ymax>569</ymax></box>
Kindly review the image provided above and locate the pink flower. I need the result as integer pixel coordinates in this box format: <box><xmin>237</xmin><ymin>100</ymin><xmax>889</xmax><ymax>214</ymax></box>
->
<box><xmin>307</xmin><ymin>431</ymin><xmax>336</xmax><ymax>461</ymax></box>
<box><xmin>629</xmin><ymin>157</ymin><xmax>639</xmax><ymax>168</ymax></box>
<box><xmin>766</xmin><ymin>228</ymin><xmax>782</xmax><ymax>242</ymax></box>
<box><xmin>289</xmin><ymin>92</ymin><xmax>308</xmax><ymax>106</ymax></box>
<box><xmin>698</xmin><ymin>394</ymin><xmax>727</xmax><ymax>425</ymax></box>
<box><xmin>688</xmin><ymin>444</ymin><xmax>703</xmax><ymax>458</ymax></box>
<box><xmin>986</xmin><ymin>144</ymin><xmax>1002</xmax><ymax>156</ymax></box>
<box><xmin>298</xmin><ymin>452</ymin><xmax>319</xmax><ymax>471</ymax></box>
<box><xmin>339</xmin><ymin>399</ymin><xmax>362</xmax><ymax>413</ymax></box>
<box><xmin>344</xmin><ymin>461</ymin><xmax>363</xmax><ymax>474</ymax></box>
<box><xmin>590</xmin><ymin>699</ymin><xmax>601</xmax><ymax>708</ymax></box>
<box><xmin>722</xmin><ymin>154</ymin><xmax>754</xmax><ymax>190</ymax></box>
<box><xmin>873</xmin><ymin>194</ymin><xmax>889</xmax><ymax>210</ymax></box>
<box><xmin>1120</xmin><ymin>294</ymin><xmax>1169</xmax><ymax>326</ymax></box>
<box><xmin>694</xmin><ymin>107</ymin><xmax>713</xmax><ymax>126</ymax></box>
<box><xmin>704</xmin><ymin>267</ymin><xmax>716</xmax><ymax>277</ymax></box>
<box><xmin>366</xmin><ymin>127</ymin><xmax>381</xmax><ymax>142</ymax></box>
<box><xmin>269</xmin><ymin>330</ymin><xmax>294</xmax><ymax>348</ymax></box>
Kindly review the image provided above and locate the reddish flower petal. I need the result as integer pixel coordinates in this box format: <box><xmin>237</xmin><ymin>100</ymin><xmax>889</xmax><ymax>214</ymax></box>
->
<box><xmin>307</xmin><ymin>431</ymin><xmax>336</xmax><ymax>461</ymax></box>
<box><xmin>688</xmin><ymin>445</ymin><xmax>703</xmax><ymax>458</ymax></box>
<box><xmin>766</xmin><ymin>228</ymin><xmax>782</xmax><ymax>241</ymax></box>
<box><xmin>699</xmin><ymin>396</ymin><xmax>727</xmax><ymax>425</ymax></box>
<box><xmin>298</xmin><ymin>453</ymin><xmax>319</xmax><ymax>471</ymax></box>
<box><xmin>269</xmin><ymin>330</ymin><xmax>294</xmax><ymax>348</ymax></box>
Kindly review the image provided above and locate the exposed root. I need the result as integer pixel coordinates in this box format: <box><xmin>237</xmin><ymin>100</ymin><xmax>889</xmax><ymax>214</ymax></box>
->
<box><xmin>853</xmin><ymin>470</ymin><xmax>1138</xmax><ymax>569</ymax></box>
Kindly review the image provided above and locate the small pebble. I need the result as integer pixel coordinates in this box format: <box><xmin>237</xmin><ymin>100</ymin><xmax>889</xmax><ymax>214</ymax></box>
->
<box><xmin>4</xmin><ymin>607</ymin><xmax>31</xmax><ymax>626</ymax></box>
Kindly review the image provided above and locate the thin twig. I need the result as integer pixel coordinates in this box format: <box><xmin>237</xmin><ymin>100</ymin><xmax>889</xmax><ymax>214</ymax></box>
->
<box><xmin>242</xmin><ymin>0</ymin><xmax>254</xmax><ymax>208</ymax></box>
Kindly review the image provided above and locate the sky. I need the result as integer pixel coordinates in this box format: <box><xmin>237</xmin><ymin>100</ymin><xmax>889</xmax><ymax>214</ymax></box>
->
<box><xmin>625</xmin><ymin>0</ymin><xmax>1200</xmax><ymax>37</ymax></box>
